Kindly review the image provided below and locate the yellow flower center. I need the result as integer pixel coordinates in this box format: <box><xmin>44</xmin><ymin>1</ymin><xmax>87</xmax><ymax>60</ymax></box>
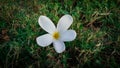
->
<box><xmin>53</xmin><ymin>31</ymin><xmax>60</xmax><ymax>40</ymax></box>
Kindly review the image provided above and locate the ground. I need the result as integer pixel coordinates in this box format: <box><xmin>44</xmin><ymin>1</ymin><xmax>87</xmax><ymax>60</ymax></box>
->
<box><xmin>0</xmin><ymin>0</ymin><xmax>120</xmax><ymax>68</ymax></box>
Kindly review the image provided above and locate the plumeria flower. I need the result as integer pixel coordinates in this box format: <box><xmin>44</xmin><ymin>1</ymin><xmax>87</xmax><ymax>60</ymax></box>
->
<box><xmin>36</xmin><ymin>14</ymin><xmax>76</xmax><ymax>53</ymax></box>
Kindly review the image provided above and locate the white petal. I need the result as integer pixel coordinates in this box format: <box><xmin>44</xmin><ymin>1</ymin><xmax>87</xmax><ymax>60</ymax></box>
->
<box><xmin>57</xmin><ymin>14</ymin><xmax>73</xmax><ymax>32</ymax></box>
<box><xmin>53</xmin><ymin>41</ymin><xmax>65</xmax><ymax>53</ymax></box>
<box><xmin>36</xmin><ymin>34</ymin><xmax>53</xmax><ymax>47</ymax></box>
<box><xmin>38</xmin><ymin>16</ymin><xmax>56</xmax><ymax>34</ymax></box>
<box><xmin>60</xmin><ymin>30</ymin><xmax>76</xmax><ymax>41</ymax></box>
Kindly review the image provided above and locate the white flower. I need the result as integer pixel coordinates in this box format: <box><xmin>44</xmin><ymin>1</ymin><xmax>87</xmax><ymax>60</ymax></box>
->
<box><xmin>36</xmin><ymin>15</ymin><xmax>77</xmax><ymax>53</ymax></box>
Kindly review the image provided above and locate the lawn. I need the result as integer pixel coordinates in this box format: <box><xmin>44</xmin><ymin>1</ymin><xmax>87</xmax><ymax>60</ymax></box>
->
<box><xmin>0</xmin><ymin>0</ymin><xmax>120</xmax><ymax>68</ymax></box>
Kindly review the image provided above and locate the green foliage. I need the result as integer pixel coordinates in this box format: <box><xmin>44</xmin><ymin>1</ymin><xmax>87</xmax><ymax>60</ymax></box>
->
<box><xmin>0</xmin><ymin>0</ymin><xmax>120</xmax><ymax>68</ymax></box>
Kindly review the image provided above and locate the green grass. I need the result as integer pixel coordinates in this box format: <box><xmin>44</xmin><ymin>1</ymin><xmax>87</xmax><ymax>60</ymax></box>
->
<box><xmin>0</xmin><ymin>0</ymin><xmax>120</xmax><ymax>68</ymax></box>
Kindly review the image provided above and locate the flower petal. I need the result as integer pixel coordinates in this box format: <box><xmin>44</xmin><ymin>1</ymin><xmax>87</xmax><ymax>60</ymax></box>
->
<box><xmin>60</xmin><ymin>30</ymin><xmax>76</xmax><ymax>41</ymax></box>
<box><xmin>36</xmin><ymin>34</ymin><xmax>53</xmax><ymax>47</ymax></box>
<box><xmin>38</xmin><ymin>16</ymin><xmax>56</xmax><ymax>34</ymax></box>
<box><xmin>57</xmin><ymin>14</ymin><xmax>73</xmax><ymax>32</ymax></box>
<box><xmin>53</xmin><ymin>41</ymin><xmax>65</xmax><ymax>53</ymax></box>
